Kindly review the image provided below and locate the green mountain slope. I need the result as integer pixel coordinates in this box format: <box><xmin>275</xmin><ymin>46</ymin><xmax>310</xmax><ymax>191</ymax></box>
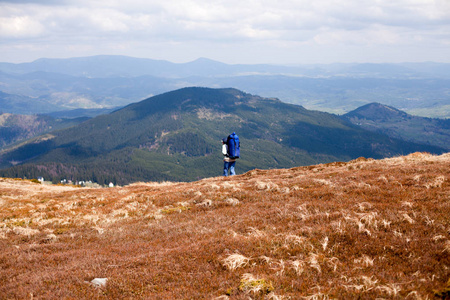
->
<box><xmin>0</xmin><ymin>113</ymin><xmax>88</xmax><ymax>150</ymax></box>
<box><xmin>0</xmin><ymin>88</ymin><xmax>445</xmax><ymax>184</ymax></box>
<box><xmin>343</xmin><ymin>103</ymin><xmax>450</xmax><ymax>150</ymax></box>
<box><xmin>0</xmin><ymin>90</ymin><xmax>62</xmax><ymax>114</ymax></box>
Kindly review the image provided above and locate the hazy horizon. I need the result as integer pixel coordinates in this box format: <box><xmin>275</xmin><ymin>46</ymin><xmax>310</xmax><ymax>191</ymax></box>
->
<box><xmin>1</xmin><ymin>0</ymin><xmax>449</xmax><ymax>65</ymax></box>
<box><xmin>1</xmin><ymin>55</ymin><xmax>450</xmax><ymax>66</ymax></box>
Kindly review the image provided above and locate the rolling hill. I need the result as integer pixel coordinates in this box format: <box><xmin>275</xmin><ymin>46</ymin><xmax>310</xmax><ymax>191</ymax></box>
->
<box><xmin>343</xmin><ymin>103</ymin><xmax>450</xmax><ymax>150</ymax></box>
<box><xmin>0</xmin><ymin>87</ymin><xmax>445</xmax><ymax>185</ymax></box>
<box><xmin>0</xmin><ymin>152</ymin><xmax>448</xmax><ymax>298</ymax></box>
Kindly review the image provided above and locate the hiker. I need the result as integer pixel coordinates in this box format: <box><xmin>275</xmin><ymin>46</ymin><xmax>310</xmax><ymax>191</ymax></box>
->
<box><xmin>222</xmin><ymin>132</ymin><xmax>240</xmax><ymax>176</ymax></box>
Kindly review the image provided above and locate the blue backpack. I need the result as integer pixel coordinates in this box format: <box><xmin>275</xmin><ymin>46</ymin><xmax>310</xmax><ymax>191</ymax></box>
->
<box><xmin>227</xmin><ymin>132</ymin><xmax>240</xmax><ymax>159</ymax></box>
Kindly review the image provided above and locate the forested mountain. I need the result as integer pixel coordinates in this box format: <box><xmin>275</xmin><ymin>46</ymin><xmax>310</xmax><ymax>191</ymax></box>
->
<box><xmin>0</xmin><ymin>90</ymin><xmax>60</xmax><ymax>114</ymax></box>
<box><xmin>0</xmin><ymin>87</ymin><xmax>444</xmax><ymax>185</ymax></box>
<box><xmin>343</xmin><ymin>103</ymin><xmax>450</xmax><ymax>150</ymax></box>
<box><xmin>0</xmin><ymin>113</ymin><xmax>88</xmax><ymax>150</ymax></box>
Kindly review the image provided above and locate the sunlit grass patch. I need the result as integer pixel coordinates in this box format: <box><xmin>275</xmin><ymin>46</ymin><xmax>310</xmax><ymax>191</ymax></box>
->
<box><xmin>223</xmin><ymin>197</ymin><xmax>240</xmax><ymax>206</ymax></box>
<box><xmin>434</xmin><ymin>278</ymin><xmax>450</xmax><ymax>299</ymax></box>
<box><xmin>160</xmin><ymin>205</ymin><xmax>191</xmax><ymax>214</ymax></box>
<box><xmin>239</xmin><ymin>273</ymin><xmax>274</xmax><ymax>295</ymax></box>
<box><xmin>222</xmin><ymin>253</ymin><xmax>250</xmax><ymax>271</ymax></box>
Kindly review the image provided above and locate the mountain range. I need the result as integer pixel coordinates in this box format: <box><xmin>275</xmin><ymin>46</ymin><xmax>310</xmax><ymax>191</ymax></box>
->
<box><xmin>2</xmin><ymin>56</ymin><xmax>450</xmax><ymax>79</ymax></box>
<box><xmin>1</xmin><ymin>55</ymin><xmax>449</xmax><ymax>118</ymax></box>
<box><xmin>0</xmin><ymin>87</ymin><xmax>445</xmax><ymax>185</ymax></box>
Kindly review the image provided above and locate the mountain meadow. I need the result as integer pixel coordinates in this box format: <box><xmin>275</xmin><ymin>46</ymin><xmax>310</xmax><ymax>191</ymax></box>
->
<box><xmin>0</xmin><ymin>152</ymin><xmax>448</xmax><ymax>299</ymax></box>
<box><xmin>0</xmin><ymin>87</ymin><xmax>445</xmax><ymax>185</ymax></box>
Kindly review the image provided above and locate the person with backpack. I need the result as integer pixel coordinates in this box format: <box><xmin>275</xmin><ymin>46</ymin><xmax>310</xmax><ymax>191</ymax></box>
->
<box><xmin>222</xmin><ymin>132</ymin><xmax>240</xmax><ymax>176</ymax></box>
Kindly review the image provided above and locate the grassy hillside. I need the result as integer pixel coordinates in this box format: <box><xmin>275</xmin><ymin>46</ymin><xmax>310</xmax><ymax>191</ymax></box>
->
<box><xmin>0</xmin><ymin>88</ymin><xmax>445</xmax><ymax>184</ymax></box>
<box><xmin>0</xmin><ymin>152</ymin><xmax>448</xmax><ymax>299</ymax></box>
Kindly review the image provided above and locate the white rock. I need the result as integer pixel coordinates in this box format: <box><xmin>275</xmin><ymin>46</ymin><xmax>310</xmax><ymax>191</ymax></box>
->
<box><xmin>91</xmin><ymin>278</ymin><xmax>108</xmax><ymax>287</ymax></box>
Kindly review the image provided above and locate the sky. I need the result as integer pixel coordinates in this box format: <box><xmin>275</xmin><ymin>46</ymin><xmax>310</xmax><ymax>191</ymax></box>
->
<box><xmin>1</xmin><ymin>0</ymin><xmax>450</xmax><ymax>64</ymax></box>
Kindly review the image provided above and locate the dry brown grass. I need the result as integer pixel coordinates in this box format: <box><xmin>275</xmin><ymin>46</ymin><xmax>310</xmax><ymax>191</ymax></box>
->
<box><xmin>0</xmin><ymin>152</ymin><xmax>449</xmax><ymax>299</ymax></box>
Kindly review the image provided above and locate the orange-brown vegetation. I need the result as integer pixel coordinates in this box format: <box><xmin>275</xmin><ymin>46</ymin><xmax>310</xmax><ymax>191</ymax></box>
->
<box><xmin>0</xmin><ymin>152</ymin><xmax>449</xmax><ymax>299</ymax></box>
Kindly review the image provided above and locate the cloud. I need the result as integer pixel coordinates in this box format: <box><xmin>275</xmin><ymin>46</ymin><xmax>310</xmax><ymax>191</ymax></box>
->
<box><xmin>0</xmin><ymin>15</ymin><xmax>45</xmax><ymax>38</ymax></box>
<box><xmin>0</xmin><ymin>0</ymin><xmax>449</xmax><ymax>63</ymax></box>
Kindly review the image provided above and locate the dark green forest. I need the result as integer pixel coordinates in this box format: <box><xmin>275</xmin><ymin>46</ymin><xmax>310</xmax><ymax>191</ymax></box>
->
<box><xmin>0</xmin><ymin>88</ymin><xmax>445</xmax><ymax>185</ymax></box>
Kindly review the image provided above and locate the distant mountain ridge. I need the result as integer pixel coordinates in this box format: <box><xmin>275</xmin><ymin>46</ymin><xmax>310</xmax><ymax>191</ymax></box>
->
<box><xmin>0</xmin><ymin>87</ymin><xmax>444</xmax><ymax>185</ymax></box>
<box><xmin>2</xmin><ymin>55</ymin><xmax>450</xmax><ymax>78</ymax></box>
<box><xmin>0</xmin><ymin>56</ymin><xmax>293</xmax><ymax>78</ymax></box>
<box><xmin>343</xmin><ymin>103</ymin><xmax>450</xmax><ymax>150</ymax></box>
<box><xmin>1</xmin><ymin>55</ymin><xmax>449</xmax><ymax>118</ymax></box>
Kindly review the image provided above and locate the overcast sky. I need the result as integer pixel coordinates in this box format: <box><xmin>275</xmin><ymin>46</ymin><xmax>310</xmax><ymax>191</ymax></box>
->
<box><xmin>1</xmin><ymin>0</ymin><xmax>449</xmax><ymax>64</ymax></box>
